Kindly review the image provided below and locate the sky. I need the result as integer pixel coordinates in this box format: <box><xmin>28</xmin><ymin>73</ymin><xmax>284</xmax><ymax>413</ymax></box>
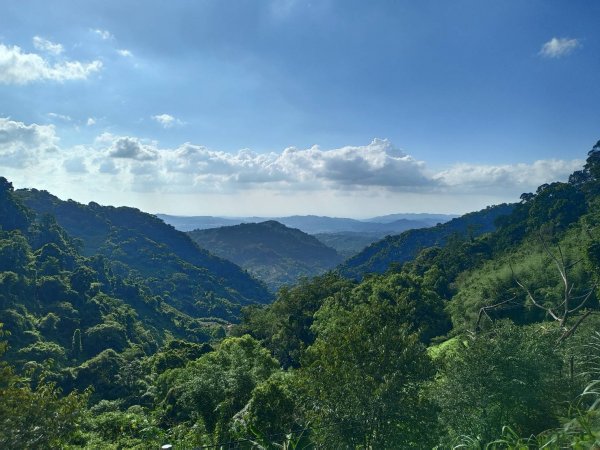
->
<box><xmin>0</xmin><ymin>0</ymin><xmax>598</xmax><ymax>217</ymax></box>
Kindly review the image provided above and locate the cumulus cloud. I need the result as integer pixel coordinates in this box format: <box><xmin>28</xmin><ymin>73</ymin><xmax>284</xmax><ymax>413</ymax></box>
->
<box><xmin>0</xmin><ymin>117</ymin><xmax>58</xmax><ymax>167</ymax></box>
<box><xmin>157</xmin><ymin>138</ymin><xmax>432</xmax><ymax>191</ymax></box>
<box><xmin>0</xmin><ymin>44</ymin><xmax>102</xmax><ymax>84</ymax></box>
<box><xmin>117</xmin><ymin>49</ymin><xmax>132</xmax><ymax>57</ymax></box>
<box><xmin>32</xmin><ymin>36</ymin><xmax>64</xmax><ymax>55</ymax></box>
<box><xmin>108</xmin><ymin>136</ymin><xmax>158</xmax><ymax>161</ymax></box>
<box><xmin>86</xmin><ymin>117</ymin><xmax>96</xmax><ymax>126</ymax></box>
<box><xmin>539</xmin><ymin>37</ymin><xmax>580</xmax><ymax>58</ymax></box>
<box><xmin>88</xmin><ymin>134</ymin><xmax>582</xmax><ymax>196</ymax></box>
<box><xmin>287</xmin><ymin>139</ymin><xmax>430</xmax><ymax>188</ymax></box>
<box><xmin>151</xmin><ymin>114</ymin><xmax>183</xmax><ymax>128</ymax></box>
<box><xmin>0</xmin><ymin>118</ymin><xmax>585</xmax><ymax>211</ymax></box>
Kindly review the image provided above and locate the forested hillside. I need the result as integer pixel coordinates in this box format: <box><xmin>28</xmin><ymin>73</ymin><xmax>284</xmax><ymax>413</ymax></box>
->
<box><xmin>16</xmin><ymin>189</ymin><xmax>272</xmax><ymax>320</ymax></box>
<box><xmin>188</xmin><ymin>220</ymin><xmax>343</xmax><ymax>291</ymax></box>
<box><xmin>338</xmin><ymin>202</ymin><xmax>515</xmax><ymax>279</ymax></box>
<box><xmin>1</xmin><ymin>142</ymin><xmax>600</xmax><ymax>448</ymax></box>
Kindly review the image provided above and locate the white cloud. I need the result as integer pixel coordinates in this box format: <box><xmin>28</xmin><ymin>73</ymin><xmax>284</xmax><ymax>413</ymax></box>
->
<box><xmin>86</xmin><ymin>117</ymin><xmax>96</xmax><ymax>126</ymax></box>
<box><xmin>87</xmin><ymin>135</ymin><xmax>581</xmax><ymax>196</ymax></box>
<box><xmin>0</xmin><ymin>118</ymin><xmax>586</xmax><ymax>216</ymax></box>
<box><xmin>108</xmin><ymin>136</ymin><xmax>158</xmax><ymax>161</ymax></box>
<box><xmin>0</xmin><ymin>117</ymin><xmax>58</xmax><ymax>167</ymax></box>
<box><xmin>0</xmin><ymin>44</ymin><xmax>102</xmax><ymax>84</ymax></box>
<box><xmin>434</xmin><ymin>159</ymin><xmax>583</xmax><ymax>191</ymax></box>
<box><xmin>117</xmin><ymin>49</ymin><xmax>133</xmax><ymax>57</ymax></box>
<box><xmin>151</xmin><ymin>113</ymin><xmax>183</xmax><ymax>128</ymax></box>
<box><xmin>539</xmin><ymin>37</ymin><xmax>580</xmax><ymax>58</ymax></box>
<box><xmin>156</xmin><ymin>138</ymin><xmax>432</xmax><ymax>191</ymax></box>
<box><xmin>32</xmin><ymin>36</ymin><xmax>64</xmax><ymax>55</ymax></box>
<box><xmin>91</xmin><ymin>29</ymin><xmax>114</xmax><ymax>40</ymax></box>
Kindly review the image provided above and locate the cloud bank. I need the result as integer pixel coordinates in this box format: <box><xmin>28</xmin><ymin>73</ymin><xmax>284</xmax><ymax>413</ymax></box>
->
<box><xmin>0</xmin><ymin>118</ymin><xmax>584</xmax><ymax>213</ymax></box>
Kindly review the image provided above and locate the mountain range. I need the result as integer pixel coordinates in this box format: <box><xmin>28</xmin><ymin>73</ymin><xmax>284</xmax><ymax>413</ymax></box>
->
<box><xmin>156</xmin><ymin>213</ymin><xmax>456</xmax><ymax>234</ymax></box>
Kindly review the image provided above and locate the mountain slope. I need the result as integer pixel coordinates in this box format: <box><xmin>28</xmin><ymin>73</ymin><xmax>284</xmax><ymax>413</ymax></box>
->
<box><xmin>16</xmin><ymin>189</ymin><xmax>272</xmax><ymax>320</ymax></box>
<box><xmin>338</xmin><ymin>203</ymin><xmax>515</xmax><ymax>279</ymax></box>
<box><xmin>188</xmin><ymin>221</ymin><xmax>343</xmax><ymax>291</ymax></box>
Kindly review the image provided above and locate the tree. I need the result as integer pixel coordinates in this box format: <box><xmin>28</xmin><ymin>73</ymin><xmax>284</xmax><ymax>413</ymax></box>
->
<box><xmin>300</xmin><ymin>274</ymin><xmax>437</xmax><ymax>448</ymax></box>
<box><xmin>433</xmin><ymin>322</ymin><xmax>568</xmax><ymax>445</ymax></box>
<box><xmin>156</xmin><ymin>335</ymin><xmax>279</xmax><ymax>444</ymax></box>
<box><xmin>0</xmin><ymin>323</ymin><xmax>89</xmax><ymax>449</ymax></box>
<box><xmin>510</xmin><ymin>236</ymin><xmax>597</xmax><ymax>342</ymax></box>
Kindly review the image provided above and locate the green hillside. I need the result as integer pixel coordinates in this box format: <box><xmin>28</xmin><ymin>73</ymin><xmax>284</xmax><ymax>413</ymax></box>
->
<box><xmin>16</xmin><ymin>188</ymin><xmax>272</xmax><ymax>320</ymax></box>
<box><xmin>188</xmin><ymin>220</ymin><xmax>343</xmax><ymax>291</ymax></box>
<box><xmin>338</xmin><ymin>202</ymin><xmax>515</xmax><ymax>279</ymax></box>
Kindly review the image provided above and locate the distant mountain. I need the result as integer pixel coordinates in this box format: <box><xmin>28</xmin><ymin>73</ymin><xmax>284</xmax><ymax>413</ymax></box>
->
<box><xmin>364</xmin><ymin>213</ymin><xmax>457</xmax><ymax>224</ymax></box>
<box><xmin>157</xmin><ymin>213</ymin><xmax>453</xmax><ymax>234</ymax></box>
<box><xmin>16</xmin><ymin>189</ymin><xmax>273</xmax><ymax>321</ymax></box>
<box><xmin>155</xmin><ymin>214</ymin><xmax>242</xmax><ymax>231</ymax></box>
<box><xmin>188</xmin><ymin>221</ymin><xmax>343</xmax><ymax>291</ymax></box>
<box><xmin>338</xmin><ymin>204</ymin><xmax>515</xmax><ymax>279</ymax></box>
<box><xmin>314</xmin><ymin>232</ymin><xmax>390</xmax><ymax>259</ymax></box>
<box><xmin>277</xmin><ymin>215</ymin><xmax>435</xmax><ymax>234</ymax></box>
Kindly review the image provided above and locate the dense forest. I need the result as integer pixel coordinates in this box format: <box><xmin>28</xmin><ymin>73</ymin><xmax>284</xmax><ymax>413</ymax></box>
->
<box><xmin>188</xmin><ymin>220</ymin><xmax>343</xmax><ymax>292</ymax></box>
<box><xmin>1</xmin><ymin>142</ymin><xmax>600</xmax><ymax>448</ymax></box>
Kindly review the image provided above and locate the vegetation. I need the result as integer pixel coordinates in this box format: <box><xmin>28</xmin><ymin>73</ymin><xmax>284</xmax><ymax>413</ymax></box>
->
<box><xmin>1</xmin><ymin>141</ymin><xmax>600</xmax><ymax>447</ymax></box>
<box><xmin>188</xmin><ymin>220</ymin><xmax>343</xmax><ymax>292</ymax></box>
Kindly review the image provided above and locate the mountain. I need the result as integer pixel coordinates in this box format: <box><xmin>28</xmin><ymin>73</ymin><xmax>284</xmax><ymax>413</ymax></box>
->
<box><xmin>155</xmin><ymin>214</ymin><xmax>242</xmax><ymax>232</ymax></box>
<box><xmin>157</xmin><ymin>213</ymin><xmax>453</xmax><ymax>234</ymax></box>
<box><xmin>275</xmin><ymin>215</ymin><xmax>434</xmax><ymax>234</ymax></box>
<box><xmin>313</xmin><ymin>231</ymin><xmax>389</xmax><ymax>259</ymax></box>
<box><xmin>188</xmin><ymin>221</ymin><xmax>343</xmax><ymax>291</ymax></box>
<box><xmin>338</xmin><ymin>203</ymin><xmax>515</xmax><ymax>279</ymax></box>
<box><xmin>364</xmin><ymin>213</ymin><xmax>457</xmax><ymax>224</ymax></box>
<box><xmin>0</xmin><ymin>177</ymin><xmax>223</xmax><ymax>398</ymax></box>
<box><xmin>16</xmin><ymin>188</ymin><xmax>273</xmax><ymax>321</ymax></box>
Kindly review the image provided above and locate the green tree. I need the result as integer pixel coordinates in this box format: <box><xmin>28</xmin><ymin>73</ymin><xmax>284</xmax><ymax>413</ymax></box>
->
<box><xmin>231</xmin><ymin>371</ymin><xmax>304</xmax><ymax>444</ymax></box>
<box><xmin>0</xmin><ymin>323</ymin><xmax>89</xmax><ymax>449</ymax></box>
<box><xmin>301</xmin><ymin>275</ymin><xmax>437</xmax><ymax>448</ymax></box>
<box><xmin>156</xmin><ymin>335</ymin><xmax>279</xmax><ymax>444</ymax></box>
<box><xmin>433</xmin><ymin>321</ymin><xmax>568</xmax><ymax>445</ymax></box>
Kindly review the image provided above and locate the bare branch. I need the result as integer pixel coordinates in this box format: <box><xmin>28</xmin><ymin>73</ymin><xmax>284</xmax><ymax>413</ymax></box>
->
<box><xmin>475</xmin><ymin>296</ymin><xmax>517</xmax><ymax>331</ymax></box>
<box><xmin>558</xmin><ymin>310</ymin><xmax>593</xmax><ymax>343</ymax></box>
<box><xmin>510</xmin><ymin>262</ymin><xmax>561</xmax><ymax>322</ymax></box>
<box><xmin>568</xmin><ymin>285</ymin><xmax>597</xmax><ymax>314</ymax></box>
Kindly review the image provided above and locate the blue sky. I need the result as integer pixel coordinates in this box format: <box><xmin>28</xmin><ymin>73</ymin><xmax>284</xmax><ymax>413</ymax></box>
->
<box><xmin>0</xmin><ymin>0</ymin><xmax>598</xmax><ymax>217</ymax></box>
